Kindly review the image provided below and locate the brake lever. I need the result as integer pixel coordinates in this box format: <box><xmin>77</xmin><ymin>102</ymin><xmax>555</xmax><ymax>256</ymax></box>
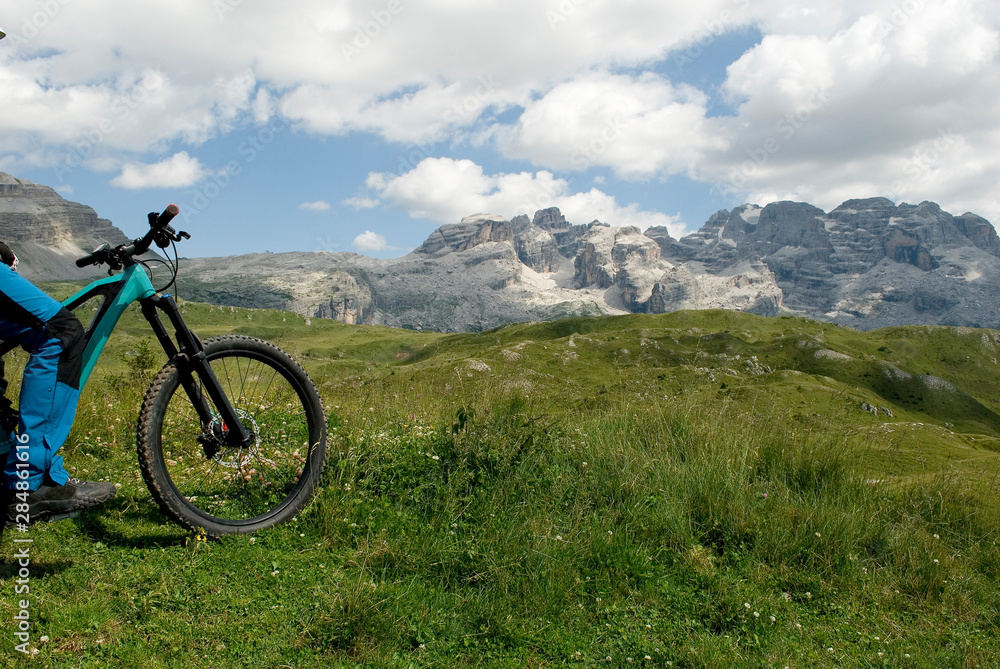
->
<box><xmin>152</xmin><ymin>224</ymin><xmax>191</xmax><ymax>248</ymax></box>
<box><xmin>105</xmin><ymin>247</ymin><xmax>125</xmax><ymax>271</ymax></box>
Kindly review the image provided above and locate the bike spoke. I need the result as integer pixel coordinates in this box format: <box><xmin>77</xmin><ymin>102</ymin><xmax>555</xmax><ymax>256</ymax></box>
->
<box><xmin>157</xmin><ymin>351</ymin><xmax>313</xmax><ymax>521</ymax></box>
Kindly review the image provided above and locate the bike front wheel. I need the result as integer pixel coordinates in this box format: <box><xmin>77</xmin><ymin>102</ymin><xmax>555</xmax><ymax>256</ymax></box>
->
<box><xmin>137</xmin><ymin>335</ymin><xmax>327</xmax><ymax>537</ymax></box>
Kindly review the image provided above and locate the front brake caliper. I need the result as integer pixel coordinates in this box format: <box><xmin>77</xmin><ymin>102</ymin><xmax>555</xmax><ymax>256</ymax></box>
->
<box><xmin>198</xmin><ymin>419</ymin><xmax>228</xmax><ymax>459</ymax></box>
<box><xmin>198</xmin><ymin>434</ymin><xmax>220</xmax><ymax>460</ymax></box>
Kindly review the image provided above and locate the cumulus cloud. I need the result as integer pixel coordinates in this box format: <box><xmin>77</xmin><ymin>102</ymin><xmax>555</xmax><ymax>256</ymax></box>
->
<box><xmin>353</xmin><ymin>230</ymin><xmax>389</xmax><ymax>252</ymax></box>
<box><xmin>343</xmin><ymin>196</ymin><xmax>379</xmax><ymax>209</ymax></box>
<box><xmin>502</xmin><ymin>70</ymin><xmax>728</xmax><ymax>178</ymax></box>
<box><xmin>0</xmin><ymin>0</ymin><xmax>759</xmax><ymax>156</ymax></box>
<box><xmin>300</xmin><ymin>200</ymin><xmax>331</xmax><ymax>212</ymax></box>
<box><xmin>2</xmin><ymin>0</ymin><xmax>1000</xmax><ymax>226</ymax></box>
<box><xmin>362</xmin><ymin>157</ymin><xmax>686</xmax><ymax>237</ymax></box>
<box><xmin>110</xmin><ymin>152</ymin><xmax>207</xmax><ymax>189</ymax></box>
<box><xmin>694</xmin><ymin>0</ymin><xmax>1000</xmax><ymax>220</ymax></box>
<box><xmin>282</xmin><ymin>76</ymin><xmax>519</xmax><ymax>145</ymax></box>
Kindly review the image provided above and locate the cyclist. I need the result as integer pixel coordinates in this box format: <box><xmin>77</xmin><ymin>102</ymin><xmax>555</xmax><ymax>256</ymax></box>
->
<box><xmin>1</xmin><ymin>240</ymin><xmax>116</xmax><ymax>526</ymax></box>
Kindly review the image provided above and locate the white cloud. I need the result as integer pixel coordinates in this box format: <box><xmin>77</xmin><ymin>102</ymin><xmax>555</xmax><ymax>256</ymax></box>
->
<box><xmin>343</xmin><ymin>196</ymin><xmax>379</xmax><ymax>209</ymax></box>
<box><xmin>300</xmin><ymin>200</ymin><xmax>331</xmax><ymax>212</ymax></box>
<box><xmin>695</xmin><ymin>0</ymin><xmax>1000</xmax><ymax>221</ymax></box>
<box><xmin>110</xmin><ymin>152</ymin><xmax>207</xmax><ymax>189</ymax></box>
<box><xmin>282</xmin><ymin>76</ymin><xmax>520</xmax><ymax>145</ymax></box>
<box><xmin>503</xmin><ymin>70</ymin><xmax>727</xmax><ymax>178</ymax></box>
<box><xmin>1</xmin><ymin>0</ymin><xmax>999</xmax><ymax>226</ymax></box>
<box><xmin>363</xmin><ymin>157</ymin><xmax>687</xmax><ymax>237</ymax></box>
<box><xmin>353</xmin><ymin>230</ymin><xmax>388</xmax><ymax>252</ymax></box>
<box><xmin>0</xmin><ymin>0</ymin><xmax>759</xmax><ymax>156</ymax></box>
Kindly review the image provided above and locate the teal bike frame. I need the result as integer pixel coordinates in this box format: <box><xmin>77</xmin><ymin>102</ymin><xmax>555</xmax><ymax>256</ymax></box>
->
<box><xmin>65</xmin><ymin>263</ymin><xmax>156</xmax><ymax>389</ymax></box>
<box><xmin>2</xmin><ymin>263</ymin><xmax>252</xmax><ymax>452</ymax></box>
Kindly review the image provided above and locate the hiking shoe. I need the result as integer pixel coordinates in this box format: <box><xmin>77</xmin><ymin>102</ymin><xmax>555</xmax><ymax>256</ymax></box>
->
<box><xmin>5</xmin><ymin>477</ymin><xmax>116</xmax><ymax>527</ymax></box>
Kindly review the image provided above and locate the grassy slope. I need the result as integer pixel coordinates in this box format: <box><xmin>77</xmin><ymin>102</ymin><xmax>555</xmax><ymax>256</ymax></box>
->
<box><xmin>1</xmin><ymin>297</ymin><xmax>999</xmax><ymax>667</ymax></box>
<box><xmin>341</xmin><ymin>310</ymin><xmax>1000</xmax><ymax>480</ymax></box>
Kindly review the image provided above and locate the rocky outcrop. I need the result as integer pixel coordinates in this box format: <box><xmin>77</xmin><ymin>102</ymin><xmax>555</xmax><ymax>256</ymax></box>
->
<box><xmin>655</xmin><ymin>196</ymin><xmax>1000</xmax><ymax>329</ymax></box>
<box><xmin>0</xmin><ymin>172</ymin><xmax>129</xmax><ymax>280</ymax></box>
<box><xmin>310</xmin><ymin>270</ymin><xmax>373</xmax><ymax>325</ymax></box>
<box><xmin>953</xmin><ymin>212</ymin><xmax>1000</xmax><ymax>257</ymax></box>
<box><xmin>509</xmin><ymin>213</ymin><xmax>562</xmax><ymax>273</ymax></box>
<box><xmin>413</xmin><ymin>214</ymin><xmax>513</xmax><ymax>256</ymax></box>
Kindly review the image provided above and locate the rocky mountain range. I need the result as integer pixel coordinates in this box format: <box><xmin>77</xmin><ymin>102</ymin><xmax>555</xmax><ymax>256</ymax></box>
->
<box><xmin>2</xmin><ymin>171</ymin><xmax>999</xmax><ymax>332</ymax></box>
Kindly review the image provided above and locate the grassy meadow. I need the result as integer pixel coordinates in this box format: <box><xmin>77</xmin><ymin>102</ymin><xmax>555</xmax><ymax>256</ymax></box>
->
<box><xmin>1</xmin><ymin>289</ymin><xmax>999</xmax><ymax>667</ymax></box>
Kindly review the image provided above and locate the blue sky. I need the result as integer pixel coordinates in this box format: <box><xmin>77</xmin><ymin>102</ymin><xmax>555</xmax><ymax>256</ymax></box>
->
<box><xmin>1</xmin><ymin>1</ymin><xmax>998</xmax><ymax>259</ymax></box>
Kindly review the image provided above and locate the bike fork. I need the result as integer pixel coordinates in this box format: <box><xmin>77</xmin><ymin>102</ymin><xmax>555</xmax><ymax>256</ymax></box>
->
<box><xmin>140</xmin><ymin>295</ymin><xmax>252</xmax><ymax>452</ymax></box>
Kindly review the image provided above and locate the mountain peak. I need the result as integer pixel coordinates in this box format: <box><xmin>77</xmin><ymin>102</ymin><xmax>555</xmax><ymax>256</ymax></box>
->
<box><xmin>831</xmin><ymin>197</ymin><xmax>897</xmax><ymax>212</ymax></box>
<box><xmin>460</xmin><ymin>213</ymin><xmax>506</xmax><ymax>224</ymax></box>
<box><xmin>0</xmin><ymin>172</ymin><xmax>26</xmax><ymax>187</ymax></box>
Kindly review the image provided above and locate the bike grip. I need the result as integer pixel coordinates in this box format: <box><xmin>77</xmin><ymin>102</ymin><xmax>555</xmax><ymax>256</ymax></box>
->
<box><xmin>156</xmin><ymin>204</ymin><xmax>180</xmax><ymax>228</ymax></box>
<box><xmin>76</xmin><ymin>242</ymin><xmax>109</xmax><ymax>268</ymax></box>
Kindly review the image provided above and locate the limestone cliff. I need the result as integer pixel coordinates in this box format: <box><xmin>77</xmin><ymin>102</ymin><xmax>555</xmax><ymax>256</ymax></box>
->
<box><xmin>0</xmin><ymin>172</ymin><xmax>129</xmax><ymax>280</ymax></box>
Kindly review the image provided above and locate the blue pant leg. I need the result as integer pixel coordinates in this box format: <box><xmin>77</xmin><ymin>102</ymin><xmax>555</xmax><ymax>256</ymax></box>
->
<box><xmin>1</xmin><ymin>265</ymin><xmax>80</xmax><ymax>490</ymax></box>
<box><xmin>4</xmin><ymin>335</ymin><xmax>74</xmax><ymax>488</ymax></box>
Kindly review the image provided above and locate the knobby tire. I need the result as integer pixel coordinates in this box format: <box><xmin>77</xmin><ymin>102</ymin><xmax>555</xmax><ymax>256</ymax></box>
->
<box><xmin>136</xmin><ymin>335</ymin><xmax>327</xmax><ymax>537</ymax></box>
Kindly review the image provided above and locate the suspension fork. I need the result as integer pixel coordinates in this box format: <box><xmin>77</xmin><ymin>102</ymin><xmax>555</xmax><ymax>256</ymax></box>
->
<box><xmin>140</xmin><ymin>294</ymin><xmax>252</xmax><ymax>451</ymax></box>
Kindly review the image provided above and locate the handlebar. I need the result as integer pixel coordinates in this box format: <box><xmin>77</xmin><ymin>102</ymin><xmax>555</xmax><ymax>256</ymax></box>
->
<box><xmin>76</xmin><ymin>243</ymin><xmax>110</xmax><ymax>268</ymax></box>
<box><xmin>155</xmin><ymin>203</ymin><xmax>179</xmax><ymax>229</ymax></box>
<box><xmin>76</xmin><ymin>204</ymin><xmax>189</xmax><ymax>270</ymax></box>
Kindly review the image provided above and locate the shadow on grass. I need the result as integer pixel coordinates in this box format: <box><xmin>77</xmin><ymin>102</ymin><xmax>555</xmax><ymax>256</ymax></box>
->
<box><xmin>68</xmin><ymin>495</ymin><xmax>189</xmax><ymax>549</ymax></box>
<box><xmin>0</xmin><ymin>557</ymin><xmax>73</xmax><ymax>578</ymax></box>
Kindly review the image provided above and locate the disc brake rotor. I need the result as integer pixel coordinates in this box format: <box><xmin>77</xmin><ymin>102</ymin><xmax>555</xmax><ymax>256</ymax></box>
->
<box><xmin>206</xmin><ymin>409</ymin><xmax>260</xmax><ymax>469</ymax></box>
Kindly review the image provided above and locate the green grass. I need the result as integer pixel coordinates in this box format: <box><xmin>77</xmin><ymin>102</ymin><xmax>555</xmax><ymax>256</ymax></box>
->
<box><xmin>2</xmin><ymin>302</ymin><xmax>1000</xmax><ymax>667</ymax></box>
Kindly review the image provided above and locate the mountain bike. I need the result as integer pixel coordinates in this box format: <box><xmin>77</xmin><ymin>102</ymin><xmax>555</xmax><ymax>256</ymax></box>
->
<box><xmin>0</xmin><ymin>205</ymin><xmax>328</xmax><ymax>538</ymax></box>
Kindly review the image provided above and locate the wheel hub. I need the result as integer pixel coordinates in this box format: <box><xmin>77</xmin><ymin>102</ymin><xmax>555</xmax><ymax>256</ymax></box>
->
<box><xmin>204</xmin><ymin>409</ymin><xmax>260</xmax><ymax>469</ymax></box>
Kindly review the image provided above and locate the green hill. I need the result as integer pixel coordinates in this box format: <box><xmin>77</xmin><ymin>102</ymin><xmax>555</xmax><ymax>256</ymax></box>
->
<box><xmin>2</xmin><ymin>299</ymin><xmax>998</xmax><ymax>667</ymax></box>
<box><xmin>307</xmin><ymin>309</ymin><xmax>1000</xmax><ymax>481</ymax></box>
